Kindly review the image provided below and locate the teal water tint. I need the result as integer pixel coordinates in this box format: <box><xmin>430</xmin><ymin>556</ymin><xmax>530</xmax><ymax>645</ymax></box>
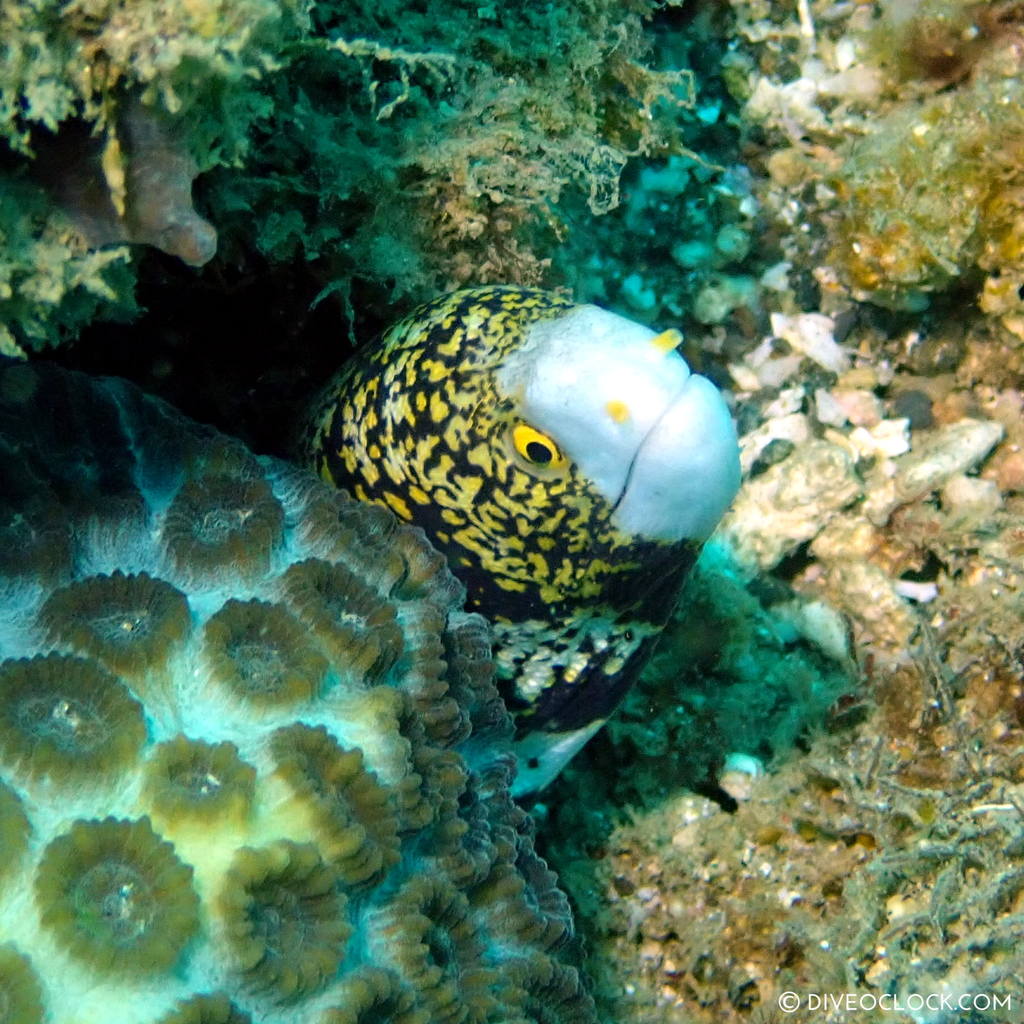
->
<box><xmin>1</xmin><ymin>0</ymin><xmax>752</xmax><ymax>362</ymax></box>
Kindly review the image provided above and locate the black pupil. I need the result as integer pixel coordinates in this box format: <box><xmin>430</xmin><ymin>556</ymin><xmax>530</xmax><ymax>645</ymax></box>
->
<box><xmin>525</xmin><ymin>440</ymin><xmax>552</xmax><ymax>464</ymax></box>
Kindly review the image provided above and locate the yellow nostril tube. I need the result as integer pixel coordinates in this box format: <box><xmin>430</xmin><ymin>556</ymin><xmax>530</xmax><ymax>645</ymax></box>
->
<box><xmin>605</xmin><ymin>399</ymin><xmax>630</xmax><ymax>423</ymax></box>
<box><xmin>651</xmin><ymin>328</ymin><xmax>682</xmax><ymax>354</ymax></box>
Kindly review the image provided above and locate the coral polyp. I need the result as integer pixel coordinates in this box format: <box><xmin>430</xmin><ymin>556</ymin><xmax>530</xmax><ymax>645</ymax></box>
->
<box><xmin>505</xmin><ymin>953</ymin><xmax>598</xmax><ymax>1024</ymax></box>
<box><xmin>270</xmin><ymin>722</ymin><xmax>401</xmax><ymax>885</ymax></box>
<box><xmin>281</xmin><ymin>558</ymin><xmax>404</xmax><ymax>683</ymax></box>
<box><xmin>0</xmin><ymin>654</ymin><xmax>146</xmax><ymax>786</ymax></box>
<box><xmin>0</xmin><ymin>781</ymin><xmax>30</xmax><ymax>885</ymax></box>
<box><xmin>144</xmin><ymin>735</ymin><xmax>257</xmax><ymax>828</ymax></box>
<box><xmin>0</xmin><ymin>944</ymin><xmax>44</xmax><ymax>1024</ymax></box>
<box><xmin>321</xmin><ymin>967</ymin><xmax>429</xmax><ymax>1024</ymax></box>
<box><xmin>295</xmin><ymin>491</ymin><xmax>409</xmax><ymax>599</ymax></box>
<box><xmin>0</xmin><ymin>493</ymin><xmax>72</xmax><ymax>586</ymax></box>
<box><xmin>218</xmin><ymin>841</ymin><xmax>350</xmax><ymax>1002</ymax></box>
<box><xmin>374</xmin><ymin>874</ymin><xmax>494</xmax><ymax>1024</ymax></box>
<box><xmin>39</xmin><ymin>570</ymin><xmax>191</xmax><ymax>679</ymax></box>
<box><xmin>35</xmin><ymin>816</ymin><xmax>200</xmax><ymax>974</ymax></box>
<box><xmin>202</xmin><ymin>599</ymin><xmax>328</xmax><ymax>709</ymax></box>
<box><xmin>391</xmin><ymin>693</ymin><xmax>461</xmax><ymax>832</ymax></box>
<box><xmin>0</xmin><ymin>361</ymin><xmax>593</xmax><ymax>1023</ymax></box>
<box><xmin>156</xmin><ymin>993</ymin><xmax>253</xmax><ymax>1024</ymax></box>
<box><xmin>472</xmin><ymin>847</ymin><xmax>573</xmax><ymax>953</ymax></box>
<box><xmin>163</xmin><ymin>474</ymin><xmax>285</xmax><ymax>585</ymax></box>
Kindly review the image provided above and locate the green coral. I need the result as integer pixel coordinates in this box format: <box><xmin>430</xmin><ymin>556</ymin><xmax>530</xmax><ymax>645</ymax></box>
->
<box><xmin>0</xmin><ymin>360</ymin><xmax>595</xmax><ymax>1023</ymax></box>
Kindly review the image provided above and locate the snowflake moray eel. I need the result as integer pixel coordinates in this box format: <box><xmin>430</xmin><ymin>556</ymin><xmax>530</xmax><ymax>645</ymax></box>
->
<box><xmin>303</xmin><ymin>285</ymin><xmax>741</xmax><ymax>793</ymax></box>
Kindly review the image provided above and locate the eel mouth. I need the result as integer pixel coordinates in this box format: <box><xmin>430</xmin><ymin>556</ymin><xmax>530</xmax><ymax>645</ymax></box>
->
<box><xmin>608</xmin><ymin>383</ymin><xmax>686</xmax><ymax>515</ymax></box>
<box><xmin>611</xmin><ymin>373</ymin><xmax>741</xmax><ymax>543</ymax></box>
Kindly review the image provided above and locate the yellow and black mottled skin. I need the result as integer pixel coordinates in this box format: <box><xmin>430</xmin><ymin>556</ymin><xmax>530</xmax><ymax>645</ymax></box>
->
<box><xmin>303</xmin><ymin>287</ymin><xmax>699</xmax><ymax>739</ymax></box>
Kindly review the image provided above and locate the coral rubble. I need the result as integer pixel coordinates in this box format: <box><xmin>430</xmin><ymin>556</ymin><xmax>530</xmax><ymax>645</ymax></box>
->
<box><xmin>537</xmin><ymin>3</ymin><xmax>1024</xmax><ymax>1021</ymax></box>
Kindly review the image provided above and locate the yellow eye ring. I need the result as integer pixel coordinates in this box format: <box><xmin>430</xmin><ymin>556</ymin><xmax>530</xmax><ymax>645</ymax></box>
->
<box><xmin>512</xmin><ymin>424</ymin><xmax>566</xmax><ymax>469</ymax></box>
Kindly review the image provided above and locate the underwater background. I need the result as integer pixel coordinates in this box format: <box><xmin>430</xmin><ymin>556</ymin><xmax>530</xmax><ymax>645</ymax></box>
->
<box><xmin>2</xmin><ymin>0</ymin><xmax>1024</xmax><ymax>1021</ymax></box>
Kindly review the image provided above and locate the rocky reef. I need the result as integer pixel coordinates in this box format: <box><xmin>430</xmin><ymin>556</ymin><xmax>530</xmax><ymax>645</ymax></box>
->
<box><xmin>0</xmin><ymin>360</ymin><xmax>592</xmax><ymax>1023</ymax></box>
<box><xmin>4</xmin><ymin>0</ymin><xmax>1024</xmax><ymax>1022</ymax></box>
<box><xmin>532</xmin><ymin>3</ymin><xmax>1024</xmax><ymax>1020</ymax></box>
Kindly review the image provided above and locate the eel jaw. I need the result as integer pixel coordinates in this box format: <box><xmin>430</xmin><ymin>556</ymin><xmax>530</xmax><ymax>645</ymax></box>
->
<box><xmin>612</xmin><ymin>372</ymin><xmax>740</xmax><ymax>542</ymax></box>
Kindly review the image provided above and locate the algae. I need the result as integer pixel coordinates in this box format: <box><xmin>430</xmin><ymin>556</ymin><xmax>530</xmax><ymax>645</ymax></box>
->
<box><xmin>0</xmin><ymin>0</ymin><xmax>697</xmax><ymax>353</ymax></box>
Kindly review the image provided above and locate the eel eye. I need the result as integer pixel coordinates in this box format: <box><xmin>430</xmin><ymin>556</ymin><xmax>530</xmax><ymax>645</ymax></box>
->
<box><xmin>512</xmin><ymin>424</ymin><xmax>564</xmax><ymax>468</ymax></box>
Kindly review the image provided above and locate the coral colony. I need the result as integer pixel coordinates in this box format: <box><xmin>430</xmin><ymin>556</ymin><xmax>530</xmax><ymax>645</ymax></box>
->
<box><xmin>0</xmin><ymin>362</ymin><xmax>594</xmax><ymax>1022</ymax></box>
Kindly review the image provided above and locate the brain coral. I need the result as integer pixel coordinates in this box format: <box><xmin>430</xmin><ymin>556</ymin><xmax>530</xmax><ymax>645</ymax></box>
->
<box><xmin>0</xmin><ymin>360</ymin><xmax>594</xmax><ymax>1024</ymax></box>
